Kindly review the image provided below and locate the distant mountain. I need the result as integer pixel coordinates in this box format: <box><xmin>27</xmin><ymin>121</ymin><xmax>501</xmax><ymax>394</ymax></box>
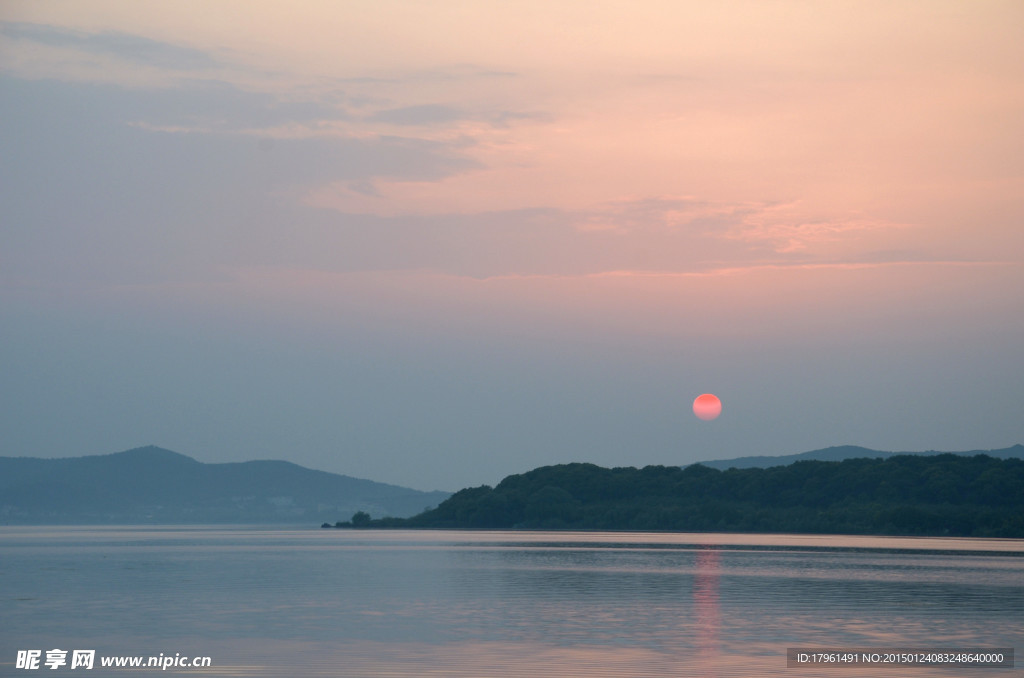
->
<box><xmin>697</xmin><ymin>444</ymin><xmax>1024</xmax><ymax>470</ymax></box>
<box><xmin>0</xmin><ymin>446</ymin><xmax>450</xmax><ymax>524</ymax></box>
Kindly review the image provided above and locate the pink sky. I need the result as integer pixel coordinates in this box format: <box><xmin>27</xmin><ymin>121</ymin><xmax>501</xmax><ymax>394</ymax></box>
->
<box><xmin>2</xmin><ymin>1</ymin><xmax>1022</xmax><ymax>488</ymax></box>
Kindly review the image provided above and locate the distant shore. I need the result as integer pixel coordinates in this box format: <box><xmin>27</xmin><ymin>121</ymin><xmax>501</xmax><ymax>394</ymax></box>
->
<box><xmin>322</xmin><ymin>455</ymin><xmax>1024</xmax><ymax>538</ymax></box>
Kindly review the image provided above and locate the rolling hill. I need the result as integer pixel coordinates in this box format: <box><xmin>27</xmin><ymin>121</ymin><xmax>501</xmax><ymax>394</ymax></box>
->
<box><xmin>697</xmin><ymin>444</ymin><xmax>1024</xmax><ymax>470</ymax></box>
<box><xmin>379</xmin><ymin>453</ymin><xmax>1024</xmax><ymax>537</ymax></box>
<box><xmin>0</xmin><ymin>446</ymin><xmax>449</xmax><ymax>524</ymax></box>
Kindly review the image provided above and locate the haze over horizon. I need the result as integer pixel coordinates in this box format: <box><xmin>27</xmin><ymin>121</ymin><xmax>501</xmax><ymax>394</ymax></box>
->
<box><xmin>2</xmin><ymin>1</ymin><xmax>1022</xmax><ymax>491</ymax></box>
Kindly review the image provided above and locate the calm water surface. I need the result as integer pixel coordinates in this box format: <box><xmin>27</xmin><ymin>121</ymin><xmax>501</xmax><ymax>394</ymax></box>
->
<box><xmin>1</xmin><ymin>527</ymin><xmax>1020</xmax><ymax>677</ymax></box>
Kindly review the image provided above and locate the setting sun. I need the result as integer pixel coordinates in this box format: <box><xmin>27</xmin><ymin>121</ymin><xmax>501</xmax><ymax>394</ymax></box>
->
<box><xmin>693</xmin><ymin>393</ymin><xmax>723</xmax><ymax>421</ymax></box>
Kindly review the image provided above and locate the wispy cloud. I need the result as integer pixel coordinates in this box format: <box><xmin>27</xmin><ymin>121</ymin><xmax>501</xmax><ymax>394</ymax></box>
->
<box><xmin>722</xmin><ymin>201</ymin><xmax>909</xmax><ymax>254</ymax></box>
<box><xmin>369</xmin><ymin>104</ymin><xmax>466</xmax><ymax>126</ymax></box>
<box><xmin>1</xmin><ymin>21</ymin><xmax>219</xmax><ymax>70</ymax></box>
<box><xmin>367</xmin><ymin>103</ymin><xmax>537</xmax><ymax>129</ymax></box>
<box><xmin>579</xmin><ymin>258</ymin><xmax>1017</xmax><ymax>279</ymax></box>
<box><xmin>335</xmin><ymin>65</ymin><xmax>519</xmax><ymax>86</ymax></box>
<box><xmin>569</xmin><ymin>196</ymin><xmax>754</xmax><ymax>235</ymax></box>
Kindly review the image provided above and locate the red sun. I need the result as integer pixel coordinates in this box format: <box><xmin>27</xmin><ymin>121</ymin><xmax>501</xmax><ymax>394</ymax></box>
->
<box><xmin>693</xmin><ymin>393</ymin><xmax>722</xmax><ymax>421</ymax></box>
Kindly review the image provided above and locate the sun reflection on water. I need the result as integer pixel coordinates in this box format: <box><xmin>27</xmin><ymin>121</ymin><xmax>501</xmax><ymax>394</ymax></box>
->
<box><xmin>694</xmin><ymin>546</ymin><xmax>721</xmax><ymax>677</ymax></box>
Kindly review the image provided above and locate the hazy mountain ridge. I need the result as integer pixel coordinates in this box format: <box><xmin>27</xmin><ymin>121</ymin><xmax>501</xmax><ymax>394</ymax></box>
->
<box><xmin>0</xmin><ymin>446</ymin><xmax>450</xmax><ymax>524</ymax></box>
<box><xmin>697</xmin><ymin>444</ymin><xmax>1024</xmax><ymax>470</ymax></box>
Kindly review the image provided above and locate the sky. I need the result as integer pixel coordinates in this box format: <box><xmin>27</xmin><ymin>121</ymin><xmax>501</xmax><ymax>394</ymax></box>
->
<box><xmin>2</xmin><ymin>1</ymin><xmax>1023</xmax><ymax>492</ymax></box>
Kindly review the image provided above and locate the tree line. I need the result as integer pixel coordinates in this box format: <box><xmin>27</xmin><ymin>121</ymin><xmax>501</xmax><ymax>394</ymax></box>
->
<box><xmin>327</xmin><ymin>454</ymin><xmax>1024</xmax><ymax>537</ymax></box>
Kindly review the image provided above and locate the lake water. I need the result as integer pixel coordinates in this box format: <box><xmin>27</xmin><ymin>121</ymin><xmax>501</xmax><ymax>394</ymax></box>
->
<box><xmin>1</xmin><ymin>527</ymin><xmax>1020</xmax><ymax>677</ymax></box>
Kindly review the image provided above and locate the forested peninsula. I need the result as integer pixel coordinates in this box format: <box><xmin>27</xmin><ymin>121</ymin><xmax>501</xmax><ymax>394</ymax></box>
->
<box><xmin>332</xmin><ymin>454</ymin><xmax>1024</xmax><ymax>537</ymax></box>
